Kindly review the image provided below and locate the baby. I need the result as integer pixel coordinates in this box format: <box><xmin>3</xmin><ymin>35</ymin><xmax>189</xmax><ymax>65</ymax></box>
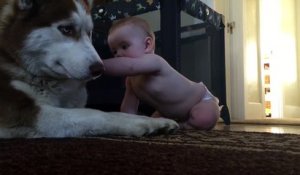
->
<box><xmin>103</xmin><ymin>16</ymin><xmax>221</xmax><ymax>130</ymax></box>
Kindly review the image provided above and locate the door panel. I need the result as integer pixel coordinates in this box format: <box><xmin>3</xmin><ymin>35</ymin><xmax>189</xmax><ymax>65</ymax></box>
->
<box><xmin>244</xmin><ymin>0</ymin><xmax>264</xmax><ymax>119</ymax></box>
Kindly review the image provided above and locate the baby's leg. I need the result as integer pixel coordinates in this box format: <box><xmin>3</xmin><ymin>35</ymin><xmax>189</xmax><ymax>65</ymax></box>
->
<box><xmin>182</xmin><ymin>101</ymin><xmax>218</xmax><ymax>130</ymax></box>
<box><xmin>151</xmin><ymin>111</ymin><xmax>163</xmax><ymax>118</ymax></box>
<box><xmin>179</xmin><ymin>102</ymin><xmax>207</xmax><ymax>130</ymax></box>
<box><xmin>179</xmin><ymin>122</ymin><xmax>195</xmax><ymax>130</ymax></box>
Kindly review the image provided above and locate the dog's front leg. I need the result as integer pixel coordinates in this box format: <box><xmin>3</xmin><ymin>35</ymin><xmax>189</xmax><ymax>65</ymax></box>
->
<box><xmin>32</xmin><ymin>105</ymin><xmax>178</xmax><ymax>137</ymax></box>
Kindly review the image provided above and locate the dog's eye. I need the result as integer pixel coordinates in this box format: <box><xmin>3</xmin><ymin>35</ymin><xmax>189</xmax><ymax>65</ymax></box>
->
<box><xmin>88</xmin><ymin>30</ymin><xmax>93</xmax><ymax>39</ymax></box>
<box><xmin>88</xmin><ymin>30</ymin><xmax>93</xmax><ymax>37</ymax></box>
<box><xmin>58</xmin><ymin>25</ymin><xmax>75</xmax><ymax>36</ymax></box>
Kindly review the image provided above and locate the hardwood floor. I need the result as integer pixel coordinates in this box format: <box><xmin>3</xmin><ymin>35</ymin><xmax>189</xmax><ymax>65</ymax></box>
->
<box><xmin>214</xmin><ymin>122</ymin><xmax>300</xmax><ymax>135</ymax></box>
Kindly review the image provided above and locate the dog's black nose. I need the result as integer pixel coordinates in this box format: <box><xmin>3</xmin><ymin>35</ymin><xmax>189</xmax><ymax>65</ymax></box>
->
<box><xmin>89</xmin><ymin>63</ymin><xmax>104</xmax><ymax>77</ymax></box>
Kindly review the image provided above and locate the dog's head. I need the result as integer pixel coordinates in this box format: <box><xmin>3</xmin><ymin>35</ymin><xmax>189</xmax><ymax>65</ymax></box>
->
<box><xmin>0</xmin><ymin>0</ymin><xmax>103</xmax><ymax>80</ymax></box>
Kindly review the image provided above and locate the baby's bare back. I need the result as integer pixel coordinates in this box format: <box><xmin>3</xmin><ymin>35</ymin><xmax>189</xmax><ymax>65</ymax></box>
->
<box><xmin>129</xmin><ymin>58</ymin><xmax>206</xmax><ymax>119</ymax></box>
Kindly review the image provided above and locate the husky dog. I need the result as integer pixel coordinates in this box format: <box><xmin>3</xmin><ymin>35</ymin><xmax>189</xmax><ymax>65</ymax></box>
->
<box><xmin>0</xmin><ymin>0</ymin><xmax>178</xmax><ymax>138</ymax></box>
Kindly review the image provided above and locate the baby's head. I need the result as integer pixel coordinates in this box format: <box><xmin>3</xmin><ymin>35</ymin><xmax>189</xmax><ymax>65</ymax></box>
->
<box><xmin>108</xmin><ymin>16</ymin><xmax>155</xmax><ymax>58</ymax></box>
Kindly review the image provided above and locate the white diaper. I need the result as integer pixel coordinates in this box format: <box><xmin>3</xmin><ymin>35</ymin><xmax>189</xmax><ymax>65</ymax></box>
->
<box><xmin>201</xmin><ymin>83</ymin><xmax>219</xmax><ymax>104</ymax></box>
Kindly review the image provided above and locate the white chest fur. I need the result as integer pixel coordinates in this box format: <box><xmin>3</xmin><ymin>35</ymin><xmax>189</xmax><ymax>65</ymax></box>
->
<box><xmin>11</xmin><ymin>78</ymin><xmax>87</xmax><ymax>108</ymax></box>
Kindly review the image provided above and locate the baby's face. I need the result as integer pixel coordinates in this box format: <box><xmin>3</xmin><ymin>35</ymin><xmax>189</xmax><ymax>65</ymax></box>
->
<box><xmin>108</xmin><ymin>25</ymin><xmax>147</xmax><ymax>58</ymax></box>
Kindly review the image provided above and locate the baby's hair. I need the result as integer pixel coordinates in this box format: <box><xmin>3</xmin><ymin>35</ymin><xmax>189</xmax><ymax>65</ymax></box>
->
<box><xmin>109</xmin><ymin>16</ymin><xmax>155</xmax><ymax>40</ymax></box>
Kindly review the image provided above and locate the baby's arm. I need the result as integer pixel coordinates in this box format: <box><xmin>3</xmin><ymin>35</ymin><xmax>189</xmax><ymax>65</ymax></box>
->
<box><xmin>103</xmin><ymin>54</ymin><xmax>162</xmax><ymax>76</ymax></box>
<box><xmin>120</xmin><ymin>78</ymin><xmax>139</xmax><ymax>114</ymax></box>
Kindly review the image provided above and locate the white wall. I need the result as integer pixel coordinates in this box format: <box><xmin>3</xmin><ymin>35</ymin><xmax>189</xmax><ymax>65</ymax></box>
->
<box><xmin>281</xmin><ymin>0</ymin><xmax>300</xmax><ymax>118</ymax></box>
<box><xmin>297</xmin><ymin>0</ymin><xmax>300</xmax><ymax>104</ymax></box>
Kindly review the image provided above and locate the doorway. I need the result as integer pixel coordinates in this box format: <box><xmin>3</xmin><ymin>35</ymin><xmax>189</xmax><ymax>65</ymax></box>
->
<box><xmin>215</xmin><ymin>0</ymin><xmax>300</xmax><ymax>120</ymax></box>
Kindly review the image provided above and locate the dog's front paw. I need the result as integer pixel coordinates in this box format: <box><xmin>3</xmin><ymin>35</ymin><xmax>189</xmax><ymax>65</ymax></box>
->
<box><xmin>136</xmin><ymin>117</ymin><xmax>179</xmax><ymax>136</ymax></box>
<box><xmin>108</xmin><ymin>112</ymin><xmax>179</xmax><ymax>137</ymax></box>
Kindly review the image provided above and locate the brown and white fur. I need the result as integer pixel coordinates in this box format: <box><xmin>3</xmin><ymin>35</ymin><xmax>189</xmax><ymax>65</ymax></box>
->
<box><xmin>0</xmin><ymin>0</ymin><xmax>178</xmax><ymax>138</ymax></box>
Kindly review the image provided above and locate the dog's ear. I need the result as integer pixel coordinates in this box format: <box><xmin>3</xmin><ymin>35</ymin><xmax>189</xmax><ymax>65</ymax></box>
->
<box><xmin>17</xmin><ymin>0</ymin><xmax>35</xmax><ymax>10</ymax></box>
<box><xmin>77</xmin><ymin>0</ymin><xmax>94</xmax><ymax>11</ymax></box>
<box><xmin>86</xmin><ymin>0</ymin><xmax>94</xmax><ymax>7</ymax></box>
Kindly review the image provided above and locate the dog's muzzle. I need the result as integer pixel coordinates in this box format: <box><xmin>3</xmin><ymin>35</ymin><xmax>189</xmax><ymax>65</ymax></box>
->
<box><xmin>89</xmin><ymin>62</ymin><xmax>104</xmax><ymax>79</ymax></box>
